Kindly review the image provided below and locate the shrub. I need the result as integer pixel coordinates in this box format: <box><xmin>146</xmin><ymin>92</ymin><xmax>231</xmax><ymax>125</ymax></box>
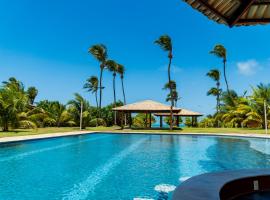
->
<box><xmin>89</xmin><ymin>118</ymin><xmax>107</xmax><ymax>127</ymax></box>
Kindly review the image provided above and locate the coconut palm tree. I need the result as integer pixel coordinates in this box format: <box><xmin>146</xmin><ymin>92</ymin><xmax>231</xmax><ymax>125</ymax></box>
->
<box><xmin>210</xmin><ymin>45</ymin><xmax>230</xmax><ymax>95</ymax></box>
<box><xmin>206</xmin><ymin>69</ymin><xmax>221</xmax><ymax>113</ymax></box>
<box><xmin>155</xmin><ymin>35</ymin><xmax>174</xmax><ymax>130</ymax></box>
<box><xmin>67</xmin><ymin>93</ymin><xmax>91</xmax><ymax>128</ymax></box>
<box><xmin>84</xmin><ymin>76</ymin><xmax>99</xmax><ymax>109</ymax></box>
<box><xmin>27</xmin><ymin>87</ymin><xmax>38</xmax><ymax>106</ymax></box>
<box><xmin>117</xmin><ymin>64</ymin><xmax>126</xmax><ymax>105</ymax></box>
<box><xmin>0</xmin><ymin>83</ymin><xmax>36</xmax><ymax>131</ymax></box>
<box><xmin>163</xmin><ymin>80</ymin><xmax>179</xmax><ymax>107</ymax></box>
<box><xmin>88</xmin><ymin>44</ymin><xmax>108</xmax><ymax>117</ymax></box>
<box><xmin>106</xmin><ymin>60</ymin><xmax>118</xmax><ymax>125</ymax></box>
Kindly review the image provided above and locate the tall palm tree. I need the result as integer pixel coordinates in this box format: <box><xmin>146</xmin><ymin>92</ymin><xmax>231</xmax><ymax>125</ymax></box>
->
<box><xmin>206</xmin><ymin>69</ymin><xmax>221</xmax><ymax>113</ymax></box>
<box><xmin>155</xmin><ymin>35</ymin><xmax>174</xmax><ymax>130</ymax></box>
<box><xmin>117</xmin><ymin>64</ymin><xmax>126</xmax><ymax>105</ymax></box>
<box><xmin>106</xmin><ymin>60</ymin><xmax>118</xmax><ymax>125</ymax></box>
<box><xmin>84</xmin><ymin>76</ymin><xmax>99</xmax><ymax>109</ymax></box>
<box><xmin>89</xmin><ymin>44</ymin><xmax>108</xmax><ymax>117</ymax></box>
<box><xmin>210</xmin><ymin>45</ymin><xmax>230</xmax><ymax>96</ymax></box>
<box><xmin>27</xmin><ymin>87</ymin><xmax>38</xmax><ymax>106</ymax></box>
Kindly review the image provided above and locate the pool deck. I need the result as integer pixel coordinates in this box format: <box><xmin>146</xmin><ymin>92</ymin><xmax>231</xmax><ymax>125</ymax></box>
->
<box><xmin>0</xmin><ymin>130</ymin><xmax>95</xmax><ymax>143</ymax></box>
<box><xmin>1</xmin><ymin>130</ymin><xmax>270</xmax><ymax>143</ymax></box>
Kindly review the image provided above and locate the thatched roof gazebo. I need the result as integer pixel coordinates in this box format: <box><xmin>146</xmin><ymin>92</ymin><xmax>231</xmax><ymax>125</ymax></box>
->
<box><xmin>182</xmin><ymin>0</ymin><xmax>270</xmax><ymax>27</ymax></box>
<box><xmin>113</xmin><ymin>100</ymin><xmax>181</xmax><ymax>128</ymax></box>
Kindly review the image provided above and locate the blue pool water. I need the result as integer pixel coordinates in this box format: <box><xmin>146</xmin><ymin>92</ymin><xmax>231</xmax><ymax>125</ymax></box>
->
<box><xmin>0</xmin><ymin>134</ymin><xmax>270</xmax><ymax>200</ymax></box>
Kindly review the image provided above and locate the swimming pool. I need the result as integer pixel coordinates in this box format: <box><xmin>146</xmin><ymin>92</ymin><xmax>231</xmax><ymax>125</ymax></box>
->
<box><xmin>0</xmin><ymin>133</ymin><xmax>270</xmax><ymax>200</ymax></box>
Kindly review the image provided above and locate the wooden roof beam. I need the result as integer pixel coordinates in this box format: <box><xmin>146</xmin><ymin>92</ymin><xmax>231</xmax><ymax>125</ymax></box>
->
<box><xmin>237</xmin><ymin>18</ymin><xmax>270</xmax><ymax>24</ymax></box>
<box><xmin>196</xmin><ymin>0</ymin><xmax>229</xmax><ymax>22</ymax></box>
<box><xmin>228</xmin><ymin>0</ymin><xmax>256</xmax><ymax>27</ymax></box>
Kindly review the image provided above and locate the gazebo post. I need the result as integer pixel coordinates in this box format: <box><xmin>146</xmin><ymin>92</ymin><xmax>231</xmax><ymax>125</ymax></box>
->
<box><xmin>121</xmin><ymin>111</ymin><xmax>124</xmax><ymax>129</ymax></box>
<box><xmin>149</xmin><ymin>113</ymin><xmax>152</xmax><ymax>128</ymax></box>
<box><xmin>129</xmin><ymin>112</ymin><xmax>132</xmax><ymax>128</ymax></box>
<box><xmin>194</xmin><ymin>116</ymin><xmax>198</xmax><ymax>127</ymax></box>
<box><xmin>192</xmin><ymin>116</ymin><xmax>195</xmax><ymax>127</ymax></box>
<box><xmin>160</xmin><ymin>116</ymin><xmax>163</xmax><ymax>128</ymax></box>
<box><xmin>145</xmin><ymin>113</ymin><xmax>148</xmax><ymax>128</ymax></box>
<box><xmin>176</xmin><ymin>116</ymin><xmax>180</xmax><ymax>127</ymax></box>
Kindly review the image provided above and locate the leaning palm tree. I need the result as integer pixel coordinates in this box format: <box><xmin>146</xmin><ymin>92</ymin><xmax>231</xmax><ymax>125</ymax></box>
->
<box><xmin>88</xmin><ymin>44</ymin><xmax>108</xmax><ymax>117</ymax></box>
<box><xmin>210</xmin><ymin>45</ymin><xmax>230</xmax><ymax>95</ymax></box>
<box><xmin>155</xmin><ymin>35</ymin><xmax>174</xmax><ymax>130</ymax></box>
<box><xmin>206</xmin><ymin>69</ymin><xmax>221</xmax><ymax>113</ymax></box>
<box><xmin>117</xmin><ymin>64</ymin><xmax>126</xmax><ymax>105</ymax></box>
<box><xmin>106</xmin><ymin>60</ymin><xmax>118</xmax><ymax>125</ymax></box>
<box><xmin>84</xmin><ymin>76</ymin><xmax>99</xmax><ymax>109</ymax></box>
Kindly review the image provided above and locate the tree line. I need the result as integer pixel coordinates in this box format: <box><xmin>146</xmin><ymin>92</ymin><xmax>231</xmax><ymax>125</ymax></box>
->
<box><xmin>202</xmin><ymin>44</ymin><xmax>270</xmax><ymax>128</ymax></box>
<box><xmin>0</xmin><ymin>77</ymin><xmax>124</xmax><ymax>131</ymax></box>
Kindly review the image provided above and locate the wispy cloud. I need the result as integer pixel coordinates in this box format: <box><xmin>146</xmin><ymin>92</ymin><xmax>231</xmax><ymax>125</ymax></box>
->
<box><xmin>159</xmin><ymin>65</ymin><xmax>182</xmax><ymax>74</ymax></box>
<box><xmin>237</xmin><ymin>59</ymin><xmax>260</xmax><ymax>76</ymax></box>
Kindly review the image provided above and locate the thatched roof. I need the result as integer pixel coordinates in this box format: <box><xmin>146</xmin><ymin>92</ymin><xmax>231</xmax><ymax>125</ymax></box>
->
<box><xmin>112</xmin><ymin>100</ymin><xmax>181</xmax><ymax>113</ymax></box>
<box><xmin>182</xmin><ymin>0</ymin><xmax>270</xmax><ymax>27</ymax></box>
<box><xmin>155</xmin><ymin>108</ymin><xmax>203</xmax><ymax>117</ymax></box>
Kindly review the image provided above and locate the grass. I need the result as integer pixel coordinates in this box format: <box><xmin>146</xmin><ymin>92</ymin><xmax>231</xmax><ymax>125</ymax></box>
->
<box><xmin>0</xmin><ymin>126</ymin><xmax>267</xmax><ymax>138</ymax></box>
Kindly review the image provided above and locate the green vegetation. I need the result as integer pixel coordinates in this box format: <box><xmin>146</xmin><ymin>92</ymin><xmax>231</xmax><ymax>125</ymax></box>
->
<box><xmin>0</xmin><ymin>77</ymin><xmax>124</xmax><ymax>132</ymax></box>
<box><xmin>201</xmin><ymin>44</ymin><xmax>270</xmax><ymax>129</ymax></box>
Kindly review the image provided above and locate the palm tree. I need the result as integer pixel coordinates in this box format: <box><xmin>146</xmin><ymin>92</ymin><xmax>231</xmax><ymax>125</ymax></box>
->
<box><xmin>163</xmin><ymin>80</ymin><xmax>179</xmax><ymax>106</ymax></box>
<box><xmin>155</xmin><ymin>35</ymin><xmax>174</xmax><ymax>130</ymax></box>
<box><xmin>106</xmin><ymin>60</ymin><xmax>118</xmax><ymax>125</ymax></box>
<box><xmin>89</xmin><ymin>44</ymin><xmax>108</xmax><ymax>117</ymax></box>
<box><xmin>210</xmin><ymin>45</ymin><xmax>230</xmax><ymax>95</ymax></box>
<box><xmin>206</xmin><ymin>69</ymin><xmax>221</xmax><ymax>113</ymax></box>
<box><xmin>67</xmin><ymin>93</ymin><xmax>91</xmax><ymax>128</ymax></box>
<box><xmin>27</xmin><ymin>87</ymin><xmax>38</xmax><ymax>106</ymax></box>
<box><xmin>0</xmin><ymin>83</ymin><xmax>36</xmax><ymax>131</ymax></box>
<box><xmin>117</xmin><ymin>64</ymin><xmax>126</xmax><ymax>105</ymax></box>
<box><xmin>84</xmin><ymin>76</ymin><xmax>99</xmax><ymax>109</ymax></box>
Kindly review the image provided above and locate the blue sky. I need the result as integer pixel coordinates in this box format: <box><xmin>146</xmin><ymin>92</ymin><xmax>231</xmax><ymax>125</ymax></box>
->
<box><xmin>0</xmin><ymin>0</ymin><xmax>270</xmax><ymax>115</ymax></box>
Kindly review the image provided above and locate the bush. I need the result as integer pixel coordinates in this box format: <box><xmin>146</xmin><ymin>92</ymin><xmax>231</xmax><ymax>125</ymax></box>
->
<box><xmin>89</xmin><ymin>118</ymin><xmax>107</xmax><ymax>127</ymax></box>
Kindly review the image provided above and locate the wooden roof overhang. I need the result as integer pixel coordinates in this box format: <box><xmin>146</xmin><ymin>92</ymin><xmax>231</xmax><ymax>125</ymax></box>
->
<box><xmin>182</xmin><ymin>0</ymin><xmax>270</xmax><ymax>27</ymax></box>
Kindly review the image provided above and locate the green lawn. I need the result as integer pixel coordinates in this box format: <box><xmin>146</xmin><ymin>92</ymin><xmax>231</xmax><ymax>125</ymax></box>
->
<box><xmin>0</xmin><ymin>126</ymin><xmax>267</xmax><ymax>138</ymax></box>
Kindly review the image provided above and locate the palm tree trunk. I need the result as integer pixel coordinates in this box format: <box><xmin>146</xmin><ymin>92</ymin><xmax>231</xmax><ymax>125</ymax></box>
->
<box><xmin>223</xmin><ymin>60</ymin><xmax>230</xmax><ymax>95</ymax></box>
<box><xmin>121</xmin><ymin>76</ymin><xmax>126</xmax><ymax>105</ymax></box>
<box><xmin>99</xmin><ymin>66</ymin><xmax>104</xmax><ymax>118</ymax></box>
<box><xmin>95</xmin><ymin>92</ymin><xmax>98</xmax><ymax>127</ymax></box>
<box><xmin>95</xmin><ymin>92</ymin><xmax>98</xmax><ymax>110</ymax></box>
<box><xmin>113</xmin><ymin>73</ymin><xmax>117</xmax><ymax>125</ymax></box>
<box><xmin>121</xmin><ymin>76</ymin><xmax>127</xmax><ymax>126</ymax></box>
<box><xmin>2</xmin><ymin>120</ymin><xmax>8</xmax><ymax>132</ymax></box>
<box><xmin>168</xmin><ymin>51</ymin><xmax>173</xmax><ymax>131</ymax></box>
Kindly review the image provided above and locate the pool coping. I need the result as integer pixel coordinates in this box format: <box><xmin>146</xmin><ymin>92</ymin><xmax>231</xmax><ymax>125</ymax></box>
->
<box><xmin>173</xmin><ymin>169</ymin><xmax>270</xmax><ymax>200</ymax></box>
<box><xmin>1</xmin><ymin>130</ymin><xmax>270</xmax><ymax>143</ymax></box>
<box><xmin>0</xmin><ymin>131</ymin><xmax>95</xmax><ymax>144</ymax></box>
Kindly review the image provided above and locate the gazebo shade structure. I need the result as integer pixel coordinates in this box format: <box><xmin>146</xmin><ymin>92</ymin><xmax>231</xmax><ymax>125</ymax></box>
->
<box><xmin>113</xmin><ymin>100</ymin><xmax>180</xmax><ymax>113</ymax></box>
<box><xmin>113</xmin><ymin>100</ymin><xmax>181</xmax><ymax>128</ymax></box>
<box><xmin>182</xmin><ymin>0</ymin><xmax>270</xmax><ymax>27</ymax></box>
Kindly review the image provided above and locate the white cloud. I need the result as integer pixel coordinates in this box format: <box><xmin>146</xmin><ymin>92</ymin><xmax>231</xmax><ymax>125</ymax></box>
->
<box><xmin>237</xmin><ymin>59</ymin><xmax>259</xmax><ymax>76</ymax></box>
